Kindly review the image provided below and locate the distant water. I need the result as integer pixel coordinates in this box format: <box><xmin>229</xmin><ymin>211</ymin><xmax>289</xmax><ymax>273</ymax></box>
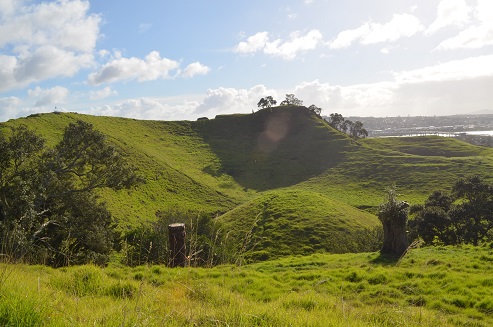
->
<box><xmin>464</xmin><ymin>131</ymin><xmax>493</xmax><ymax>136</ymax></box>
<box><xmin>382</xmin><ymin>131</ymin><xmax>493</xmax><ymax>138</ymax></box>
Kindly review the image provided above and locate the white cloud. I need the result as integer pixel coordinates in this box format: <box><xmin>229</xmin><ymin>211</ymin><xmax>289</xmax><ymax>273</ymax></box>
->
<box><xmin>0</xmin><ymin>95</ymin><xmax>63</xmax><ymax>121</ymax></box>
<box><xmin>181</xmin><ymin>62</ymin><xmax>211</xmax><ymax>78</ymax></box>
<box><xmin>88</xmin><ymin>97</ymin><xmax>199</xmax><ymax>121</ymax></box>
<box><xmin>89</xmin><ymin>86</ymin><xmax>118</xmax><ymax>100</ymax></box>
<box><xmin>394</xmin><ymin>55</ymin><xmax>493</xmax><ymax>83</ymax></box>
<box><xmin>475</xmin><ymin>0</ymin><xmax>493</xmax><ymax>23</ymax></box>
<box><xmin>435</xmin><ymin>25</ymin><xmax>493</xmax><ymax>50</ymax></box>
<box><xmin>88</xmin><ymin>51</ymin><xmax>180</xmax><ymax>85</ymax></box>
<box><xmin>295</xmin><ymin>80</ymin><xmax>395</xmax><ymax>113</ymax></box>
<box><xmin>195</xmin><ymin>85</ymin><xmax>278</xmax><ymax>115</ymax></box>
<box><xmin>329</xmin><ymin>14</ymin><xmax>424</xmax><ymax>49</ymax></box>
<box><xmin>329</xmin><ymin>24</ymin><xmax>370</xmax><ymax>49</ymax></box>
<box><xmin>234</xmin><ymin>32</ymin><xmax>270</xmax><ymax>54</ymax></box>
<box><xmin>0</xmin><ymin>0</ymin><xmax>100</xmax><ymax>52</ymax></box>
<box><xmin>0</xmin><ymin>0</ymin><xmax>100</xmax><ymax>92</ymax></box>
<box><xmin>293</xmin><ymin>55</ymin><xmax>493</xmax><ymax>117</ymax></box>
<box><xmin>0</xmin><ymin>0</ymin><xmax>18</xmax><ymax>16</ymax></box>
<box><xmin>28</xmin><ymin>86</ymin><xmax>69</xmax><ymax>107</ymax></box>
<box><xmin>430</xmin><ymin>0</ymin><xmax>493</xmax><ymax>50</ymax></box>
<box><xmin>234</xmin><ymin>30</ymin><xmax>323</xmax><ymax>60</ymax></box>
<box><xmin>265</xmin><ymin>30</ymin><xmax>323</xmax><ymax>60</ymax></box>
<box><xmin>426</xmin><ymin>0</ymin><xmax>471</xmax><ymax>35</ymax></box>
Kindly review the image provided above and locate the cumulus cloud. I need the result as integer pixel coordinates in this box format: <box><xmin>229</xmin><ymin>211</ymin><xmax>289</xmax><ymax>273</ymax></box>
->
<box><xmin>195</xmin><ymin>85</ymin><xmax>278</xmax><ymax>115</ymax></box>
<box><xmin>234</xmin><ymin>32</ymin><xmax>270</xmax><ymax>54</ymax></box>
<box><xmin>0</xmin><ymin>0</ymin><xmax>100</xmax><ymax>92</ymax></box>
<box><xmin>88</xmin><ymin>52</ymin><xmax>210</xmax><ymax>84</ymax></box>
<box><xmin>329</xmin><ymin>14</ymin><xmax>424</xmax><ymax>49</ymax></box>
<box><xmin>181</xmin><ymin>62</ymin><xmax>211</xmax><ymax>78</ymax></box>
<box><xmin>0</xmin><ymin>95</ymin><xmax>60</xmax><ymax>121</ymax></box>
<box><xmin>28</xmin><ymin>86</ymin><xmax>69</xmax><ymax>107</ymax></box>
<box><xmin>89</xmin><ymin>86</ymin><xmax>118</xmax><ymax>100</ymax></box>
<box><xmin>88</xmin><ymin>51</ymin><xmax>180</xmax><ymax>85</ymax></box>
<box><xmin>234</xmin><ymin>30</ymin><xmax>323</xmax><ymax>60</ymax></box>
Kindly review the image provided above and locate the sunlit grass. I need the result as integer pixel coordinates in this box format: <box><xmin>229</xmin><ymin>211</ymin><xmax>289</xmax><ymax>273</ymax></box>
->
<box><xmin>2</xmin><ymin>245</ymin><xmax>493</xmax><ymax>326</ymax></box>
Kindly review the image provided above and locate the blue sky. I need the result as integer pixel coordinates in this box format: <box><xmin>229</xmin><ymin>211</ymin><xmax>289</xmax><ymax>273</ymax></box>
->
<box><xmin>1</xmin><ymin>0</ymin><xmax>492</xmax><ymax>122</ymax></box>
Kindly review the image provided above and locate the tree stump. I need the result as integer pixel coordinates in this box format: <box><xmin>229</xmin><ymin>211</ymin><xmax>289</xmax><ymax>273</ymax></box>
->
<box><xmin>168</xmin><ymin>223</ymin><xmax>186</xmax><ymax>267</ymax></box>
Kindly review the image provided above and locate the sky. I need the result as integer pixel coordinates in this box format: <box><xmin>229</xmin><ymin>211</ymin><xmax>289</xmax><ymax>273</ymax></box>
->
<box><xmin>1</xmin><ymin>0</ymin><xmax>493</xmax><ymax>122</ymax></box>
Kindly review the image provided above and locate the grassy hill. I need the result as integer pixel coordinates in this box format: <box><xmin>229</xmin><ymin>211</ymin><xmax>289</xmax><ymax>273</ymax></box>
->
<box><xmin>2</xmin><ymin>107</ymin><xmax>493</xmax><ymax>258</ymax></box>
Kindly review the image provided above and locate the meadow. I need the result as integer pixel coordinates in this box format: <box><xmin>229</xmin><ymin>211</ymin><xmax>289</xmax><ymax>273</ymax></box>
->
<box><xmin>1</xmin><ymin>245</ymin><xmax>493</xmax><ymax>326</ymax></box>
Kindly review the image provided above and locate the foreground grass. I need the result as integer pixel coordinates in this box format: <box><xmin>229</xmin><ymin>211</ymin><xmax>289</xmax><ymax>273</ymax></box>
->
<box><xmin>1</xmin><ymin>245</ymin><xmax>493</xmax><ymax>326</ymax></box>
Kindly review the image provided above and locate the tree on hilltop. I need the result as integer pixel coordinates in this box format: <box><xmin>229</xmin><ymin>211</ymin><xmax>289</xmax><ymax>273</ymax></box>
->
<box><xmin>257</xmin><ymin>96</ymin><xmax>277</xmax><ymax>109</ymax></box>
<box><xmin>280</xmin><ymin>94</ymin><xmax>303</xmax><ymax>106</ymax></box>
<box><xmin>308</xmin><ymin>104</ymin><xmax>322</xmax><ymax>116</ymax></box>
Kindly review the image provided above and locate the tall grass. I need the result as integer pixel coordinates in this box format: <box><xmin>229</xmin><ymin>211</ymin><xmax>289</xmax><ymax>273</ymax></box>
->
<box><xmin>1</xmin><ymin>245</ymin><xmax>492</xmax><ymax>326</ymax></box>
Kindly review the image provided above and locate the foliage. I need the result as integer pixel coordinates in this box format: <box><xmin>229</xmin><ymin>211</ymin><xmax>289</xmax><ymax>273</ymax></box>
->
<box><xmin>308</xmin><ymin>104</ymin><xmax>322</xmax><ymax>116</ymax></box>
<box><xmin>257</xmin><ymin>96</ymin><xmax>277</xmax><ymax>108</ymax></box>
<box><xmin>410</xmin><ymin>176</ymin><xmax>493</xmax><ymax>246</ymax></box>
<box><xmin>279</xmin><ymin>93</ymin><xmax>303</xmax><ymax>106</ymax></box>
<box><xmin>378</xmin><ymin>187</ymin><xmax>410</xmax><ymax>256</ymax></box>
<box><xmin>0</xmin><ymin>121</ymin><xmax>140</xmax><ymax>266</ymax></box>
<box><xmin>327</xmin><ymin>113</ymin><xmax>368</xmax><ymax>139</ymax></box>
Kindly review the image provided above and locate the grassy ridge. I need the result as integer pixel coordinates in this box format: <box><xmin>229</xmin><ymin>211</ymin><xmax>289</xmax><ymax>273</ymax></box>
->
<box><xmin>2</xmin><ymin>245</ymin><xmax>493</xmax><ymax>326</ymax></box>
<box><xmin>2</xmin><ymin>108</ymin><xmax>493</xmax><ymax>257</ymax></box>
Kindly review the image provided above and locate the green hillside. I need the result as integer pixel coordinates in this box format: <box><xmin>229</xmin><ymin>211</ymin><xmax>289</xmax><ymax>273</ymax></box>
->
<box><xmin>2</xmin><ymin>107</ymin><xmax>493</xmax><ymax>259</ymax></box>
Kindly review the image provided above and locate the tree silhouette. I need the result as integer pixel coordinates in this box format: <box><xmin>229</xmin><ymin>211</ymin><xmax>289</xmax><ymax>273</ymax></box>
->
<box><xmin>257</xmin><ymin>96</ymin><xmax>277</xmax><ymax>109</ymax></box>
<box><xmin>280</xmin><ymin>94</ymin><xmax>303</xmax><ymax>106</ymax></box>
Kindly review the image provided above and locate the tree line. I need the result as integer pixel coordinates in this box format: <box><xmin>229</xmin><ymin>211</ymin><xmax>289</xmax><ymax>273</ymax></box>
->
<box><xmin>377</xmin><ymin>175</ymin><xmax>493</xmax><ymax>257</ymax></box>
<box><xmin>257</xmin><ymin>94</ymin><xmax>322</xmax><ymax>116</ymax></box>
<box><xmin>257</xmin><ymin>96</ymin><xmax>367</xmax><ymax>139</ymax></box>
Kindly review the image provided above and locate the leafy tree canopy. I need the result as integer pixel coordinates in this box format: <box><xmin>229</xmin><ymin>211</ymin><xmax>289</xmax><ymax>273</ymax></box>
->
<box><xmin>257</xmin><ymin>96</ymin><xmax>277</xmax><ymax>109</ymax></box>
<box><xmin>280</xmin><ymin>94</ymin><xmax>303</xmax><ymax>106</ymax></box>
<box><xmin>0</xmin><ymin>121</ymin><xmax>141</xmax><ymax>266</ymax></box>
<box><xmin>410</xmin><ymin>176</ymin><xmax>493</xmax><ymax>246</ymax></box>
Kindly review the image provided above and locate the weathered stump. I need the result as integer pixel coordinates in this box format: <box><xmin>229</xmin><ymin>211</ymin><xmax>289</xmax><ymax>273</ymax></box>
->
<box><xmin>168</xmin><ymin>223</ymin><xmax>186</xmax><ymax>267</ymax></box>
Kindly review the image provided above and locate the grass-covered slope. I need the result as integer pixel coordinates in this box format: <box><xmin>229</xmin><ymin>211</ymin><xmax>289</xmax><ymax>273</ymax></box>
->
<box><xmin>363</xmin><ymin>136</ymin><xmax>493</xmax><ymax>157</ymax></box>
<box><xmin>192</xmin><ymin>107</ymin><xmax>351</xmax><ymax>191</ymax></box>
<box><xmin>216</xmin><ymin>188</ymin><xmax>380</xmax><ymax>259</ymax></box>
<box><xmin>1</xmin><ymin>112</ymin><xmax>249</xmax><ymax>228</ymax></box>
<box><xmin>2</xmin><ymin>245</ymin><xmax>493</xmax><ymax>326</ymax></box>
<box><xmin>2</xmin><ymin>108</ymin><xmax>493</xmax><ymax>258</ymax></box>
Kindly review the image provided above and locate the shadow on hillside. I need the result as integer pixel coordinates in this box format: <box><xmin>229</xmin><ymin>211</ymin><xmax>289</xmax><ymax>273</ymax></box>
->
<box><xmin>192</xmin><ymin>107</ymin><xmax>352</xmax><ymax>191</ymax></box>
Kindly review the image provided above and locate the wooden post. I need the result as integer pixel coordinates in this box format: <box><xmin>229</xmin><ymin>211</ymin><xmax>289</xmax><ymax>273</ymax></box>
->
<box><xmin>168</xmin><ymin>223</ymin><xmax>186</xmax><ymax>267</ymax></box>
